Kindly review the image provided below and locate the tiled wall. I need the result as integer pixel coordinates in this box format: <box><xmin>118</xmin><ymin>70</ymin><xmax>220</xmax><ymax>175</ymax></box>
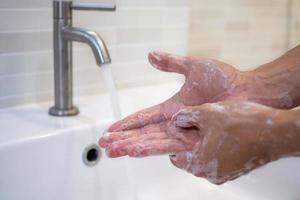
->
<box><xmin>0</xmin><ymin>0</ymin><xmax>189</xmax><ymax>108</ymax></box>
<box><xmin>290</xmin><ymin>0</ymin><xmax>300</xmax><ymax>47</ymax></box>
<box><xmin>188</xmin><ymin>0</ymin><xmax>300</xmax><ymax>71</ymax></box>
<box><xmin>0</xmin><ymin>0</ymin><xmax>299</xmax><ymax>108</ymax></box>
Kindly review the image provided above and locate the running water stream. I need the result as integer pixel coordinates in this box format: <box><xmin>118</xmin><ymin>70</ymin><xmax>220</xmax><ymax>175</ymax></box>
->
<box><xmin>100</xmin><ymin>65</ymin><xmax>122</xmax><ymax>120</ymax></box>
<box><xmin>100</xmin><ymin>64</ymin><xmax>138</xmax><ymax>199</ymax></box>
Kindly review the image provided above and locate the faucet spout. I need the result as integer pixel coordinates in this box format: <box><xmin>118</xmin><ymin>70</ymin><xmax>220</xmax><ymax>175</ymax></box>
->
<box><xmin>62</xmin><ymin>26</ymin><xmax>111</xmax><ymax>66</ymax></box>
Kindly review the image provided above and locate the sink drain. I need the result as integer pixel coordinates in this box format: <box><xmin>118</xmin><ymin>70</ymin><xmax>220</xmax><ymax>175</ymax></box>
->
<box><xmin>82</xmin><ymin>144</ymin><xmax>101</xmax><ymax>166</ymax></box>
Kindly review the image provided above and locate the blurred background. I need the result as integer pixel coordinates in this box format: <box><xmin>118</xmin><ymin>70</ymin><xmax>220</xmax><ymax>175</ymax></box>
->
<box><xmin>0</xmin><ymin>0</ymin><xmax>299</xmax><ymax>108</ymax></box>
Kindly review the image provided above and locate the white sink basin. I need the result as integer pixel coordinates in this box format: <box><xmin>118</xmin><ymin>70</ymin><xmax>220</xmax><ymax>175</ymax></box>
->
<box><xmin>0</xmin><ymin>82</ymin><xmax>300</xmax><ymax>200</ymax></box>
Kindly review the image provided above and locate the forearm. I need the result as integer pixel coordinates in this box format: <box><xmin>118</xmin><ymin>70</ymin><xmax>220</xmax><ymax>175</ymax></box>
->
<box><xmin>245</xmin><ymin>45</ymin><xmax>300</xmax><ymax>109</ymax></box>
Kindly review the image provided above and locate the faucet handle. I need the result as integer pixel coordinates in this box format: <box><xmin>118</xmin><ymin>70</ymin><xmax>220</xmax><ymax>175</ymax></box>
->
<box><xmin>72</xmin><ymin>3</ymin><xmax>116</xmax><ymax>11</ymax></box>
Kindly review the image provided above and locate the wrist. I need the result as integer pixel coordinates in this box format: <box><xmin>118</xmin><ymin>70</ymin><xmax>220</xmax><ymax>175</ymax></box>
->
<box><xmin>241</xmin><ymin>68</ymin><xmax>294</xmax><ymax>109</ymax></box>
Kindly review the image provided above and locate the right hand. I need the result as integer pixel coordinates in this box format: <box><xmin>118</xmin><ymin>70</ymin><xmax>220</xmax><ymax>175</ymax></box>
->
<box><xmin>170</xmin><ymin>101</ymin><xmax>283</xmax><ymax>184</ymax></box>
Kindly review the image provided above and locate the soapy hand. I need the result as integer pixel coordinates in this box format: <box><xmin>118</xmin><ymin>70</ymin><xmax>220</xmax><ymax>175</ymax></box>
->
<box><xmin>170</xmin><ymin>101</ymin><xmax>282</xmax><ymax>184</ymax></box>
<box><xmin>99</xmin><ymin>47</ymin><xmax>300</xmax><ymax>184</ymax></box>
<box><xmin>99</xmin><ymin>51</ymin><xmax>247</xmax><ymax>157</ymax></box>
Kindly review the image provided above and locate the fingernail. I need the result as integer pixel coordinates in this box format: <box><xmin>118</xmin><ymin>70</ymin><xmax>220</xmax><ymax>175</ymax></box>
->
<box><xmin>149</xmin><ymin>53</ymin><xmax>161</xmax><ymax>68</ymax></box>
<box><xmin>151</xmin><ymin>51</ymin><xmax>163</xmax><ymax>62</ymax></box>
<box><xmin>100</xmin><ymin>132</ymin><xmax>114</xmax><ymax>143</ymax></box>
<box><xmin>169</xmin><ymin>155</ymin><xmax>179</xmax><ymax>166</ymax></box>
<box><xmin>98</xmin><ymin>138</ymin><xmax>107</xmax><ymax>148</ymax></box>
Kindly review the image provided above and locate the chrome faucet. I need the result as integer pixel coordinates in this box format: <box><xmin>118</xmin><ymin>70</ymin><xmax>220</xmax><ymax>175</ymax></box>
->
<box><xmin>49</xmin><ymin>1</ymin><xmax>116</xmax><ymax>116</ymax></box>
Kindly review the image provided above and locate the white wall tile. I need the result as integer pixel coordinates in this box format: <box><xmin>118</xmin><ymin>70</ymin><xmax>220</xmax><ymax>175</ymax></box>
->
<box><xmin>166</xmin><ymin>0</ymin><xmax>189</xmax><ymax>8</ymax></box>
<box><xmin>0</xmin><ymin>0</ymin><xmax>50</xmax><ymax>8</ymax></box>
<box><xmin>163</xmin><ymin>8</ymin><xmax>189</xmax><ymax>25</ymax></box>
<box><xmin>0</xmin><ymin>0</ymin><xmax>190</xmax><ymax>108</ymax></box>
<box><xmin>0</xmin><ymin>51</ymin><xmax>52</xmax><ymax>75</ymax></box>
<box><xmin>0</xmin><ymin>31</ymin><xmax>51</xmax><ymax>53</ymax></box>
<box><xmin>162</xmin><ymin>25</ymin><xmax>188</xmax><ymax>43</ymax></box>
<box><xmin>74</xmin><ymin>11</ymin><xmax>116</xmax><ymax>28</ymax></box>
<box><xmin>116</xmin><ymin>9</ymin><xmax>164</xmax><ymax>27</ymax></box>
<box><xmin>116</xmin><ymin>27</ymin><xmax>162</xmax><ymax>45</ymax></box>
<box><xmin>0</xmin><ymin>9</ymin><xmax>51</xmax><ymax>32</ymax></box>
<box><xmin>1</xmin><ymin>0</ymin><xmax>296</xmax><ymax>109</ymax></box>
<box><xmin>116</xmin><ymin>0</ymin><xmax>166</xmax><ymax>8</ymax></box>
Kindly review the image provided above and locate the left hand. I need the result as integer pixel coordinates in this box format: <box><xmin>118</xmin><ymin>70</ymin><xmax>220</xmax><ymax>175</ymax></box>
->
<box><xmin>99</xmin><ymin>51</ymin><xmax>247</xmax><ymax>157</ymax></box>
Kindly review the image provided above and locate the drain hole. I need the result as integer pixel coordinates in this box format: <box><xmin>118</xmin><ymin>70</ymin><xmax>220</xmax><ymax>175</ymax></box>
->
<box><xmin>87</xmin><ymin>148</ymin><xmax>98</xmax><ymax>162</ymax></box>
<box><xmin>82</xmin><ymin>144</ymin><xmax>101</xmax><ymax>167</ymax></box>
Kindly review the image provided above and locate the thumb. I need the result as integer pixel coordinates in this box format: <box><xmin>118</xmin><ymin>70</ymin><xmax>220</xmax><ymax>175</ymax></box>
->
<box><xmin>148</xmin><ymin>51</ymin><xmax>188</xmax><ymax>75</ymax></box>
<box><xmin>169</xmin><ymin>151</ymin><xmax>192</xmax><ymax>170</ymax></box>
<box><xmin>172</xmin><ymin>108</ymin><xmax>200</xmax><ymax>128</ymax></box>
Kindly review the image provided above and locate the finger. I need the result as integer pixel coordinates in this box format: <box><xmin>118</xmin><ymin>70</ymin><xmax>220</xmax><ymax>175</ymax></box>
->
<box><xmin>99</xmin><ymin>130</ymin><xmax>139</xmax><ymax>148</ymax></box>
<box><xmin>172</xmin><ymin>108</ymin><xmax>200</xmax><ymax>128</ymax></box>
<box><xmin>105</xmin><ymin>132</ymin><xmax>169</xmax><ymax>157</ymax></box>
<box><xmin>127</xmin><ymin>139</ymin><xmax>187</xmax><ymax>157</ymax></box>
<box><xmin>169</xmin><ymin>151</ymin><xmax>192</xmax><ymax>169</ymax></box>
<box><xmin>99</xmin><ymin>124</ymin><xmax>162</xmax><ymax>148</ymax></box>
<box><xmin>107</xmin><ymin>104</ymin><xmax>165</xmax><ymax>132</ymax></box>
<box><xmin>148</xmin><ymin>51</ymin><xmax>189</xmax><ymax>75</ymax></box>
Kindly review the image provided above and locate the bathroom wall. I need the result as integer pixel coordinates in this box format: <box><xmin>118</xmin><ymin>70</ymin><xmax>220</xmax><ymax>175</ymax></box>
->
<box><xmin>0</xmin><ymin>0</ymin><xmax>299</xmax><ymax>108</ymax></box>
<box><xmin>290</xmin><ymin>0</ymin><xmax>300</xmax><ymax>48</ymax></box>
<box><xmin>187</xmin><ymin>0</ymin><xmax>300</xmax><ymax>71</ymax></box>
<box><xmin>0</xmin><ymin>0</ymin><xmax>189</xmax><ymax>108</ymax></box>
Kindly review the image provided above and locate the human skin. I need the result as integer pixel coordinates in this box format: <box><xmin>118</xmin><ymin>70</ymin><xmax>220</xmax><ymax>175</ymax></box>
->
<box><xmin>99</xmin><ymin>45</ymin><xmax>300</xmax><ymax>184</ymax></box>
<box><xmin>170</xmin><ymin>101</ymin><xmax>300</xmax><ymax>184</ymax></box>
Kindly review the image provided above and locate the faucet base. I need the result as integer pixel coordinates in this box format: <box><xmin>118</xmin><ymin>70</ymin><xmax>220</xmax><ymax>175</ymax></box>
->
<box><xmin>49</xmin><ymin>106</ymin><xmax>79</xmax><ymax>116</ymax></box>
